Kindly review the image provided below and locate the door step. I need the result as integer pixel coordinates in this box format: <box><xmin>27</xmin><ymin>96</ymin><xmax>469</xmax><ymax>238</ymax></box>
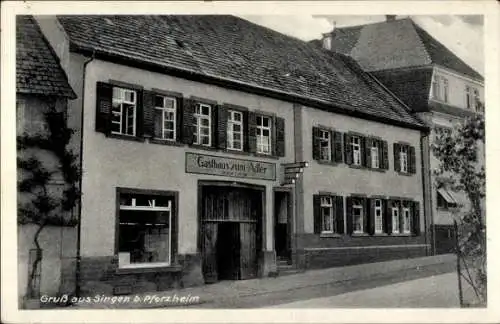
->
<box><xmin>276</xmin><ymin>258</ymin><xmax>300</xmax><ymax>276</ymax></box>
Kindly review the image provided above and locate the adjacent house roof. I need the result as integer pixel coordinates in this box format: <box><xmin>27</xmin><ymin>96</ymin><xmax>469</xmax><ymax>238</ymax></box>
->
<box><xmin>327</xmin><ymin>18</ymin><xmax>483</xmax><ymax>82</ymax></box>
<box><xmin>57</xmin><ymin>15</ymin><xmax>426</xmax><ymax>130</ymax></box>
<box><xmin>16</xmin><ymin>16</ymin><xmax>76</xmax><ymax>98</ymax></box>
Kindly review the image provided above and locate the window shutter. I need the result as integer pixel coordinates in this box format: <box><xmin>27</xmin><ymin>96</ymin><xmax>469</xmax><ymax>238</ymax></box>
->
<box><xmin>182</xmin><ymin>99</ymin><xmax>195</xmax><ymax>145</ymax></box>
<box><xmin>368</xmin><ymin>198</ymin><xmax>376</xmax><ymax>235</ymax></box>
<box><xmin>399</xmin><ymin>201</ymin><xmax>405</xmax><ymax>234</ymax></box>
<box><xmin>335</xmin><ymin>195</ymin><xmax>344</xmax><ymax>234</ymax></box>
<box><xmin>142</xmin><ymin>90</ymin><xmax>155</xmax><ymax>138</ymax></box>
<box><xmin>344</xmin><ymin>133</ymin><xmax>352</xmax><ymax>165</ymax></box>
<box><xmin>217</xmin><ymin>105</ymin><xmax>227</xmax><ymax>149</ymax></box>
<box><xmin>394</xmin><ymin>143</ymin><xmax>401</xmax><ymax>172</ymax></box>
<box><xmin>242</xmin><ymin>110</ymin><xmax>249</xmax><ymax>152</ymax></box>
<box><xmin>247</xmin><ymin>111</ymin><xmax>257</xmax><ymax>153</ymax></box>
<box><xmin>176</xmin><ymin>97</ymin><xmax>183</xmax><ymax>142</ymax></box>
<box><xmin>313</xmin><ymin>195</ymin><xmax>321</xmax><ymax>234</ymax></box>
<box><xmin>271</xmin><ymin>116</ymin><xmax>277</xmax><ymax>156</ymax></box>
<box><xmin>334</xmin><ymin>131</ymin><xmax>343</xmax><ymax>163</ymax></box>
<box><xmin>363</xmin><ymin>197</ymin><xmax>370</xmax><ymax>234</ymax></box>
<box><xmin>135</xmin><ymin>89</ymin><xmax>144</xmax><ymax>137</ymax></box>
<box><xmin>365</xmin><ymin>137</ymin><xmax>372</xmax><ymax>168</ymax></box>
<box><xmin>95</xmin><ymin>82</ymin><xmax>113</xmax><ymax>133</ymax></box>
<box><xmin>346</xmin><ymin>196</ymin><xmax>353</xmax><ymax>234</ymax></box>
<box><xmin>409</xmin><ymin>146</ymin><xmax>416</xmax><ymax>174</ymax></box>
<box><xmin>412</xmin><ymin>201</ymin><xmax>420</xmax><ymax>235</ymax></box>
<box><xmin>385</xmin><ymin>199</ymin><xmax>392</xmax><ymax>234</ymax></box>
<box><xmin>211</xmin><ymin>105</ymin><xmax>218</xmax><ymax>148</ymax></box>
<box><xmin>275</xmin><ymin>117</ymin><xmax>286</xmax><ymax>157</ymax></box>
<box><xmin>382</xmin><ymin>140</ymin><xmax>389</xmax><ymax>170</ymax></box>
<box><xmin>312</xmin><ymin>127</ymin><xmax>321</xmax><ymax>160</ymax></box>
<box><xmin>359</xmin><ymin>136</ymin><xmax>366</xmax><ymax>167</ymax></box>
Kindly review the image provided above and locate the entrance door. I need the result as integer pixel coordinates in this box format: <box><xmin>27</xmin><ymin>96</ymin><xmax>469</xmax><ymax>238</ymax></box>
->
<box><xmin>201</xmin><ymin>185</ymin><xmax>260</xmax><ymax>282</ymax></box>
<box><xmin>274</xmin><ymin>191</ymin><xmax>291</xmax><ymax>261</ymax></box>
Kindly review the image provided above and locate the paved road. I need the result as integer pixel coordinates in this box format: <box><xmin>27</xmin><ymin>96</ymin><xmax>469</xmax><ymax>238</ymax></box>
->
<box><xmin>269</xmin><ymin>272</ymin><xmax>464</xmax><ymax>308</ymax></box>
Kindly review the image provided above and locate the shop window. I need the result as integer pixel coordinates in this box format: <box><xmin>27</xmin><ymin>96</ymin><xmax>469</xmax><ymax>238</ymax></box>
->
<box><xmin>154</xmin><ymin>95</ymin><xmax>177</xmax><ymax>141</ymax></box>
<box><xmin>117</xmin><ymin>189</ymin><xmax>177</xmax><ymax>268</ymax></box>
<box><xmin>193</xmin><ymin>103</ymin><xmax>212</xmax><ymax>146</ymax></box>
<box><xmin>227</xmin><ymin>110</ymin><xmax>243</xmax><ymax>151</ymax></box>
<box><xmin>256</xmin><ymin>115</ymin><xmax>272</xmax><ymax>154</ymax></box>
<box><xmin>374</xmin><ymin>199</ymin><xmax>383</xmax><ymax>234</ymax></box>
<box><xmin>111</xmin><ymin>87</ymin><xmax>137</xmax><ymax>136</ymax></box>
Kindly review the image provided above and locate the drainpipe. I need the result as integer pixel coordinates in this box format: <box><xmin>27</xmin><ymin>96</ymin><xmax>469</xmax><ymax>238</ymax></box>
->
<box><xmin>75</xmin><ymin>51</ymin><xmax>95</xmax><ymax>297</ymax></box>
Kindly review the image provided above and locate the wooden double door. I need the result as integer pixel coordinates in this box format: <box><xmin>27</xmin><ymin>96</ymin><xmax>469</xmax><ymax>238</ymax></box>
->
<box><xmin>201</xmin><ymin>186</ymin><xmax>261</xmax><ymax>283</ymax></box>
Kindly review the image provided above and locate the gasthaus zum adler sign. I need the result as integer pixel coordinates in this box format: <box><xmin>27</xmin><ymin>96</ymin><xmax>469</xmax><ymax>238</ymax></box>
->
<box><xmin>185</xmin><ymin>153</ymin><xmax>276</xmax><ymax>181</ymax></box>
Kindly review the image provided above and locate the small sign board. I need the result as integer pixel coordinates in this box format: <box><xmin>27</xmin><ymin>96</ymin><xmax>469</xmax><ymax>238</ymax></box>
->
<box><xmin>185</xmin><ymin>152</ymin><xmax>276</xmax><ymax>181</ymax></box>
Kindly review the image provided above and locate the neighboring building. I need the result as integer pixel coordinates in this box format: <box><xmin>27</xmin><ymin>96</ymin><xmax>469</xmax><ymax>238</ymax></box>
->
<box><xmin>16</xmin><ymin>16</ymin><xmax>77</xmax><ymax>305</ymax></box>
<box><xmin>320</xmin><ymin>16</ymin><xmax>485</xmax><ymax>254</ymax></box>
<box><xmin>32</xmin><ymin>14</ymin><xmax>430</xmax><ymax>295</ymax></box>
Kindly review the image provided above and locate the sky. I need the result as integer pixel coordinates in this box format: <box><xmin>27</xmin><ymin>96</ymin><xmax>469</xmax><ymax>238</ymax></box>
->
<box><xmin>241</xmin><ymin>15</ymin><xmax>484</xmax><ymax>76</ymax></box>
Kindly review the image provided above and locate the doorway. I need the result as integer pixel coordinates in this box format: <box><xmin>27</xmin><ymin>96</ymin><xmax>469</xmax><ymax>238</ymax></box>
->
<box><xmin>274</xmin><ymin>190</ymin><xmax>291</xmax><ymax>262</ymax></box>
<box><xmin>200</xmin><ymin>183</ymin><xmax>262</xmax><ymax>283</ymax></box>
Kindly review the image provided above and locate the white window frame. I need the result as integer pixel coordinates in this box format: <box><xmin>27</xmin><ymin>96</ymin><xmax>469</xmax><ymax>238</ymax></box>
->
<box><xmin>371</xmin><ymin>142</ymin><xmax>379</xmax><ymax>169</ymax></box>
<box><xmin>256</xmin><ymin>115</ymin><xmax>272</xmax><ymax>155</ymax></box>
<box><xmin>443</xmin><ymin>78</ymin><xmax>449</xmax><ymax>103</ymax></box>
<box><xmin>465</xmin><ymin>86</ymin><xmax>472</xmax><ymax>109</ymax></box>
<box><xmin>352</xmin><ymin>200</ymin><xmax>364</xmax><ymax>234</ymax></box>
<box><xmin>227</xmin><ymin>110</ymin><xmax>244</xmax><ymax>151</ymax></box>
<box><xmin>351</xmin><ymin>136</ymin><xmax>361</xmax><ymax>166</ymax></box>
<box><xmin>392</xmin><ymin>206</ymin><xmax>400</xmax><ymax>234</ymax></box>
<box><xmin>118</xmin><ymin>194</ymin><xmax>173</xmax><ymax>268</ymax></box>
<box><xmin>154</xmin><ymin>95</ymin><xmax>176</xmax><ymax>141</ymax></box>
<box><xmin>193</xmin><ymin>103</ymin><xmax>212</xmax><ymax>146</ymax></box>
<box><xmin>319</xmin><ymin>129</ymin><xmax>332</xmax><ymax>161</ymax></box>
<box><xmin>111</xmin><ymin>87</ymin><xmax>137</xmax><ymax>136</ymax></box>
<box><xmin>403</xmin><ymin>206</ymin><xmax>411</xmax><ymax>234</ymax></box>
<box><xmin>374</xmin><ymin>199</ymin><xmax>383</xmax><ymax>234</ymax></box>
<box><xmin>432</xmin><ymin>75</ymin><xmax>448</xmax><ymax>102</ymax></box>
<box><xmin>320</xmin><ymin>196</ymin><xmax>334</xmax><ymax>234</ymax></box>
<box><xmin>400</xmin><ymin>146</ymin><xmax>408</xmax><ymax>173</ymax></box>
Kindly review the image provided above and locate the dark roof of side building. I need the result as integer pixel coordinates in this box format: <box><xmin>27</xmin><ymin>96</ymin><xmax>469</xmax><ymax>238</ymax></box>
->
<box><xmin>327</xmin><ymin>18</ymin><xmax>483</xmax><ymax>82</ymax></box>
<box><xmin>16</xmin><ymin>16</ymin><xmax>76</xmax><ymax>98</ymax></box>
<box><xmin>57</xmin><ymin>15</ymin><xmax>426</xmax><ymax>130</ymax></box>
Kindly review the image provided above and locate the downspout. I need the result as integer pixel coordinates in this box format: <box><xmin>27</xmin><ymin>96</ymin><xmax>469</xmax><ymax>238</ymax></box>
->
<box><xmin>75</xmin><ymin>51</ymin><xmax>95</xmax><ymax>297</ymax></box>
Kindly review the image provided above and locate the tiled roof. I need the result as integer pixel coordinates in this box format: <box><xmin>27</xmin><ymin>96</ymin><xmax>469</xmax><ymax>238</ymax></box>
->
<box><xmin>16</xmin><ymin>16</ymin><xmax>76</xmax><ymax>98</ymax></box>
<box><xmin>57</xmin><ymin>15</ymin><xmax>426</xmax><ymax>129</ymax></box>
<box><xmin>329</xmin><ymin>18</ymin><xmax>483</xmax><ymax>81</ymax></box>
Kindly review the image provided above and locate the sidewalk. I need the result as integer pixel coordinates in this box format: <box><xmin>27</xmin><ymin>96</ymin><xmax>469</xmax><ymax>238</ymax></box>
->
<box><xmin>71</xmin><ymin>254</ymin><xmax>456</xmax><ymax>309</ymax></box>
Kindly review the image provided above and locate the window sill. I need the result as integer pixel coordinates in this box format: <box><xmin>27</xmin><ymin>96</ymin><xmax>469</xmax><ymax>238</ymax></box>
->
<box><xmin>189</xmin><ymin>144</ymin><xmax>218</xmax><ymax>152</ymax></box>
<box><xmin>389</xmin><ymin>233</ymin><xmax>412</xmax><ymax>237</ymax></box>
<box><xmin>320</xmin><ymin>233</ymin><xmax>343</xmax><ymax>238</ymax></box>
<box><xmin>106</xmin><ymin>133</ymin><xmax>145</xmax><ymax>143</ymax></box>
<box><xmin>115</xmin><ymin>264</ymin><xmax>183</xmax><ymax>275</ymax></box>
<box><xmin>223</xmin><ymin>148</ymin><xmax>250</xmax><ymax>156</ymax></box>
<box><xmin>253</xmin><ymin>153</ymin><xmax>280</xmax><ymax>160</ymax></box>
<box><xmin>397</xmin><ymin>171</ymin><xmax>414</xmax><ymax>177</ymax></box>
<box><xmin>373</xmin><ymin>233</ymin><xmax>389</xmax><ymax>236</ymax></box>
<box><xmin>351</xmin><ymin>233</ymin><xmax>369</xmax><ymax>237</ymax></box>
<box><xmin>149</xmin><ymin>138</ymin><xmax>184</xmax><ymax>147</ymax></box>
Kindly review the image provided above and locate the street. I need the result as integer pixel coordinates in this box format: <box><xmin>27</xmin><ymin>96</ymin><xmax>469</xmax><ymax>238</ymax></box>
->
<box><xmin>269</xmin><ymin>272</ymin><xmax>466</xmax><ymax>308</ymax></box>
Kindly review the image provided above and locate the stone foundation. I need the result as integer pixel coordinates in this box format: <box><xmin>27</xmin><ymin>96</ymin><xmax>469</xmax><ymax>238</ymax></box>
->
<box><xmin>259</xmin><ymin>250</ymin><xmax>277</xmax><ymax>277</ymax></box>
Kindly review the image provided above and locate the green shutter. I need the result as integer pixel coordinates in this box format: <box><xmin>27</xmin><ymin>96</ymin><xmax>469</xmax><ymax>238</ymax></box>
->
<box><xmin>182</xmin><ymin>99</ymin><xmax>195</xmax><ymax>145</ymax></box>
<box><xmin>412</xmin><ymin>201</ymin><xmax>421</xmax><ymax>235</ymax></box>
<box><xmin>335</xmin><ymin>195</ymin><xmax>344</xmax><ymax>234</ymax></box>
<box><xmin>344</xmin><ymin>133</ymin><xmax>352</xmax><ymax>165</ymax></box>
<box><xmin>217</xmin><ymin>105</ymin><xmax>227</xmax><ymax>149</ymax></box>
<box><xmin>175</xmin><ymin>97</ymin><xmax>183</xmax><ymax>142</ymax></box>
<box><xmin>382</xmin><ymin>140</ymin><xmax>389</xmax><ymax>170</ymax></box>
<box><xmin>409</xmin><ymin>146</ymin><xmax>416</xmax><ymax>174</ymax></box>
<box><xmin>313</xmin><ymin>195</ymin><xmax>321</xmax><ymax>234</ymax></box>
<box><xmin>346</xmin><ymin>196</ymin><xmax>353</xmax><ymax>234</ymax></box>
<box><xmin>211</xmin><ymin>104</ymin><xmax>218</xmax><ymax>148</ymax></box>
<box><xmin>359</xmin><ymin>136</ymin><xmax>366</xmax><ymax>167</ymax></box>
<box><xmin>368</xmin><ymin>198</ymin><xmax>375</xmax><ymax>235</ymax></box>
<box><xmin>247</xmin><ymin>111</ymin><xmax>257</xmax><ymax>153</ymax></box>
<box><xmin>394</xmin><ymin>143</ymin><xmax>401</xmax><ymax>172</ymax></box>
<box><xmin>135</xmin><ymin>89</ymin><xmax>144</xmax><ymax>137</ymax></box>
<box><xmin>365</xmin><ymin>137</ymin><xmax>372</xmax><ymax>168</ymax></box>
<box><xmin>275</xmin><ymin>117</ymin><xmax>286</xmax><ymax>157</ymax></box>
<box><xmin>142</xmin><ymin>90</ymin><xmax>155</xmax><ymax>138</ymax></box>
<box><xmin>334</xmin><ymin>131</ymin><xmax>343</xmax><ymax>163</ymax></box>
<box><xmin>95</xmin><ymin>82</ymin><xmax>113</xmax><ymax>133</ymax></box>
<box><xmin>385</xmin><ymin>199</ymin><xmax>392</xmax><ymax>234</ymax></box>
<box><xmin>312</xmin><ymin>127</ymin><xmax>321</xmax><ymax>160</ymax></box>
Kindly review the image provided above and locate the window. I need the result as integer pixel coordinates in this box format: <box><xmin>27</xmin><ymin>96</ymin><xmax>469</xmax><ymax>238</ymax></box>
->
<box><xmin>437</xmin><ymin>188</ymin><xmax>458</xmax><ymax>210</ymax></box>
<box><xmin>320</xmin><ymin>196</ymin><xmax>335</xmax><ymax>233</ymax></box>
<box><xmin>465</xmin><ymin>86</ymin><xmax>472</xmax><ymax>109</ymax></box>
<box><xmin>111</xmin><ymin>87</ymin><xmax>137</xmax><ymax>136</ymax></box>
<box><xmin>432</xmin><ymin>75</ymin><xmax>448</xmax><ymax>102</ymax></box>
<box><xmin>256</xmin><ymin>115</ymin><xmax>272</xmax><ymax>154</ymax></box>
<box><xmin>391</xmin><ymin>203</ymin><xmax>400</xmax><ymax>234</ymax></box>
<box><xmin>403</xmin><ymin>206</ymin><xmax>411</xmax><ymax>234</ymax></box>
<box><xmin>371</xmin><ymin>141</ymin><xmax>380</xmax><ymax>169</ymax></box>
<box><xmin>227</xmin><ymin>110</ymin><xmax>243</xmax><ymax>151</ymax></box>
<box><xmin>473</xmin><ymin>89</ymin><xmax>481</xmax><ymax>112</ymax></box>
<box><xmin>193</xmin><ymin>103</ymin><xmax>211</xmax><ymax>146</ymax></box>
<box><xmin>118</xmin><ymin>191</ymin><xmax>175</xmax><ymax>268</ymax></box>
<box><xmin>351</xmin><ymin>136</ymin><xmax>361</xmax><ymax>166</ymax></box>
<box><xmin>352</xmin><ymin>198</ymin><xmax>364</xmax><ymax>234</ymax></box>
<box><xmin>154</xmin><ymin>95</ymin><xmax>176</xmax><ymax>140</ymax></box>
<box><xmin>319</xmin><ymin>130</ymin><xmax>331</xmax><ymax>161</ymax></box>
<box><xmin>400</xmin><ymin>145</ymin><xmax>408</xmax><ymax>173</ymax></box>
<box><xmin>374</xmin><ymin>199</ymin><xmax>383</xmax><ymax>234</ymax></box>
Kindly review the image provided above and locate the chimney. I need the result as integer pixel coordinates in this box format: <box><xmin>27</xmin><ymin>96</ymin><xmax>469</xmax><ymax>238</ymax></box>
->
<box><xmin>385</xmin><ymin>15</ymin><xmax>397</xmax><ymax>22</ymax></box>
<box><xmin>321</xmin><ymin>22</ymin><xmax>336</xmax><ymax>51</ymax></box>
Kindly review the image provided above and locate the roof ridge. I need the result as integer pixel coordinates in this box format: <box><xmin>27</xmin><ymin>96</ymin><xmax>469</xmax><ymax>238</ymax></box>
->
<box><xmin>334</xmin><ymin>17</ymin><xmax>412</xmax><ymax>32</ymax></box>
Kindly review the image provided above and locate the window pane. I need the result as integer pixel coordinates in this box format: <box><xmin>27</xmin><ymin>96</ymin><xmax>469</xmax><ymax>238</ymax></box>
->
<box><xmin>202</xmin><ymin>136</ymin><xmax>210</xmax><ymax>145</ymax></box>
<box><xmin>201</xmin><ymin>118</ymin><xmax>210</xmax><ymax>127</ymax></box>
<box><xmin>155</xmin><ymin>96</ymin><xmax>164</xmax><ymax>108</ymax></box>
<box><xmin>234</xmin><ymin>124</ymin><xmax>241</xmax><ymax>132</ymax></box>
<box><xmin>113</xmin><ymin>88</ymin><xmax>123</xmax><ymax>100</ymax></box>
<box><xmin>202</xmin><ymin>105</ymin><xmax>210</xmax><ymax>115</ymax></box>
<box><xmin>201</xmin><ymin>127</ymin><xmax>210</xmax><ymax>136</ymax></box>
<box><xmin>164</xmin><ymin>98</ymin><xmax>175</xmax><ymax>109</ymax></box>
<box><xmin>154</xmin><ymin>109</ymin><xmax>163</xmax><ymax>138</ymax></box>
<box><xmin>234</xmin><ymin>112</ymin><xmax>242</xmax><ymax>122</ymax></box>
<box><xmin>234</xmin><ymin>133</ymin><xmax>241</xmax><ymax>141</ymax></box>
<box><xmin>262</xmin><ymin>117</ymin><xmax>270</xmax><ymax>127</ymax></box>
<box><xmin>256</xmin><ymin>116</ymin><xmax>262</xmax><ymax>126</ymax></box>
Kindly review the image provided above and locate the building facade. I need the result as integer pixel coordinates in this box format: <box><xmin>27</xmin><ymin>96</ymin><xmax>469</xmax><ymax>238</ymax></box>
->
<box><xmin>322</xmin><ymin>16</ymin><xmax>485</xmax><ymax>255</ymax></box>
<box><xmin>30</xmin><ymin>15</ymin><xmax>430</xmax><ymax>296</ymax></box>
